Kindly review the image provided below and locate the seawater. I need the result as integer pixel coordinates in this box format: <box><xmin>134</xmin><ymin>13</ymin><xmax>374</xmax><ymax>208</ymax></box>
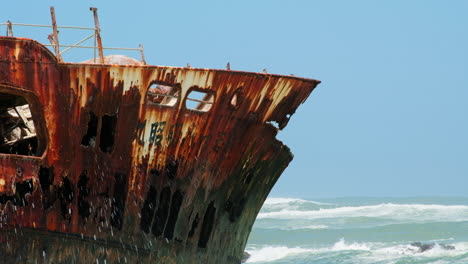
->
<box><xmin>246</xmin><ymin>197</ymin><xmax>468</xmax><ymax>264</ymax></box>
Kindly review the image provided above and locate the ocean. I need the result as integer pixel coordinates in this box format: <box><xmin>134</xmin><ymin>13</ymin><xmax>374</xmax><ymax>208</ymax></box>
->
<box><xmin>245</xmin><ymin>197</ymin><xmax>468</xmax><ymax>264</ymax></box>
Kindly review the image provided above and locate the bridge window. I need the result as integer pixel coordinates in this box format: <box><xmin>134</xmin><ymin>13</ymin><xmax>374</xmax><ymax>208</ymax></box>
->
<box><xmin>147</xmin><ymin>84</ymin><xmax>179</xmax><ymax>107</ymax></box>
<box><xmin>185</xmin><ymin>90</ymin><xmax>214</xmax><ymax>112</ymax></box>
<box><xmin>0</xmin><ymin>92</ymin><xmax>44</xmax><ymax>156</ymax></box>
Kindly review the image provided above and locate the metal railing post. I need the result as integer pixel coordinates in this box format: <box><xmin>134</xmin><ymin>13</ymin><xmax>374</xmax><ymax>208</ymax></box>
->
<box><xmin>139</xmin><ymin>44</ymin><xmax>146</xmax><ymax>65</ymax></box>
<box><xmin>90</xmin><ymin>7</ymin><xmax>104</xmax><ymax>63</ymax></box>
<box><xmin>49</xmin><ymin>6</ymin><xmax>63</xmax><ymax>62</ymax></box>
<box><xmin>1</xmin><ymin>7</ymin><xmax>144</xmax><ymax>64</ymax></box>
<box><xmin>6</xmin><ymin>21</ymin><xmax>13</xmax><ymax>36</ymax></box>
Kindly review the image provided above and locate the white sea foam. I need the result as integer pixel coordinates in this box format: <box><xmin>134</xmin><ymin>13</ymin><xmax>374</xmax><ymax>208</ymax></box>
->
<box><xmin>291</xmin><ymin>224</ymin><xmax>329</xmax><ymax>230</ymax></box>
<box><xmin>257</xmin><ymin>203</ymin><xmax>468</xmax><ymax>222</ymax></box>
<box><xmin>263</xmin><ymin>198</ymin><xmax>306</xmax><ymax>205</ymax></box>
<box><xmin>332</xmin><ymin>238</ymin><xmax>371</xmax><ymax>251</ymax></box>
<box><xmin>272</xmin><ymin>224</ymin><xmax>329</xmax><ymax>230</ymax></box>
<box><xmin>245</xmin><ymin>246</ymin><xmax>315</xmax><ymax>263</ymax></box>
<box><xmin>261</xmin><ymin>197</ymin><xmax>333</xmax><ymax>212</ymax></box>
<box><xmin>246</xmin><ymin>240</ymin><xmax>468</xmax><ymax>263</ymax></box>
<box><xmin>246</xmin><ymin>239</ymin><xmax>374</xmax><ymax>263</ymax></box>
<box><xmin>263</xmin><ymin>197</ymin><xmax>330</xmax><ymax>206</ymax></box>
<box><xmin>363</xmin><ymin>242</ymin><xmax>468</xmax><ymax>263</ymax></box>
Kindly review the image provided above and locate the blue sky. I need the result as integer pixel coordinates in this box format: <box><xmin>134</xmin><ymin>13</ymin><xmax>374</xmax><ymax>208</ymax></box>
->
<box><xmin>2</xmin><ymin>1</ymin><xmax>467</xmax><ymax>198</ymax></box>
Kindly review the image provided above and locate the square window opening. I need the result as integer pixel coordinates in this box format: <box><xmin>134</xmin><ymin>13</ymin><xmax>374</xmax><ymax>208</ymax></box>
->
<box><xmin>186</xmin><ymin>90</ymin><xmax>214</xmax><ymax>112</ymax></box>
<box><xmin>0</xmin><ymin>92</ymin><xmax>43</xmax><ymax>156</ymax></box>
<box><xmin>147</xmin><ymin>84</ymin><xmax>179</xmax><ymax>107</ymax></box>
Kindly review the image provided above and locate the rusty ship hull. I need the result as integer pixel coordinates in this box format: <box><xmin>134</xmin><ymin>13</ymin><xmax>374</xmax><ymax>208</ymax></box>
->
<box><xmin>0</xmin><ymin>36</ymin><xmax>319</xmax><ymax>263</ymax></box>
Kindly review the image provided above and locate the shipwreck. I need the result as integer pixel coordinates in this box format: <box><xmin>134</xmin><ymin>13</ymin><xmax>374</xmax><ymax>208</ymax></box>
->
<box><xmin>0</xmin><ymin>7</ymin><xmax>320</xmax><ymax>263</ymax></box>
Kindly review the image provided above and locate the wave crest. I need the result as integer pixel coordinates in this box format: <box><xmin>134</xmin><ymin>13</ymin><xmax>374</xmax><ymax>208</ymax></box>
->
<box><xmin>332</xmin><ymin>238</ymin><xmax>370</xmax><ymax>251</ymax></box>
<box><xmin>263</xmin><ymin>197</ymin><xmax>331</xmax><ymax>205</ymax></box>
<box><xmin>257</xmin><ymin>203</ymin><xmax>468</xmax><ymax>222</ymax></box>
<box><xmin>246</xmin><ymin>246</ymin><xmax>313</xmax><ymax>263</ymax></box>
<box><xmin>246</xmin><ymin>240</ymin><xmax>468</xmax><ymax>263</ymax></box>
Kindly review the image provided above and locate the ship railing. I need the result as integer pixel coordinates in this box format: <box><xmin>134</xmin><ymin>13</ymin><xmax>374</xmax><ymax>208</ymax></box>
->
<box><xmin>0</xmin><ymin>7</ymin><xmax>146</xmax><ymax>64</ymax></box>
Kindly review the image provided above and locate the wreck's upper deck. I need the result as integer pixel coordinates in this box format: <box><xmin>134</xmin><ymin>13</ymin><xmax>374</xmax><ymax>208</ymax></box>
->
<box><xmin>0</xmin><ymin>7</ymin><xmax>319</xmax><ymax>83</ymax></box>
<box><xmin>0</xmin><ymin>34</ymin><xmax>320</xmax><ymax>187</ymax></box>
<box><xmin>0</xmin><ymin>35</ymin><xmax>319</xmax><ymax>126</ymax></box>
<box><xmin>0</xmin><ymin>7</ymin><xmax>319</xmax><ymax>176</ymax></box>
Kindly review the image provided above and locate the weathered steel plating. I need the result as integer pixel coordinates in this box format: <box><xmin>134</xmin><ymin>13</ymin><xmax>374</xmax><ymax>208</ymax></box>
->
<box><xmin>0</xmin><ymin>23</ymin><xmax>319</xmax><ymax>264</ymax></box>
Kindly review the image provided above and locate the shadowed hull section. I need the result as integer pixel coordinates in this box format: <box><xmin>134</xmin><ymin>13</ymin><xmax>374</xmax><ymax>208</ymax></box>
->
<box><xmin>1</xmin><ymin>138</ymin><xmax>292</xmax><ymax>264</ymax></box>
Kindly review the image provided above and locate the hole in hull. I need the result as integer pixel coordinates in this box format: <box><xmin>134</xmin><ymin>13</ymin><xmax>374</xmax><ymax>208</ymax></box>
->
<box><xmin>81</xmin><ymin>112</ymin><xmax>98</xmax><ymax>147</ymax></box>
<box><xmin>78</xmin><ymin>170</ymin><xmax>91</xmax><ymax>219</ymax></box>
<box><xmin>0</xmin><ymin>179</ymin><xmax>33</xmax><ymax>206</ymax></box>
<box><xmin>99</xmin><ymin>114</ymin><xmax>117</xmax><ymax>153</ymax></box>
<box><xmin>198</xmin><ymin>201</ymin><xmax>216</xmax><ymax>248</ymax></box>
<box><xmin>39</xmin><ymin>166</ymin><xmax>54</xmax><ymax>209</ymax></box>
<box><xmin>188</xmin><ymin>213</ymin><xmax>199</xmax><ymax>239</ymax></box>
<box><xmin>59</xmin><ymin>177</ymin><xmax>74</xmax><ymax>220</ymax></box>
<box><xmin>151</xmin><ymin>187</ymin><xmax>171</xmax><ymax>237</ymax></box>
<box><xmin>140</xmin><ymin>185</ymin><xmax>158</xmax><ymax>233</ymax></box>
<box><xmin>163</xmin><ymin>190</ymin><xmax>184</xmax><ymax>240</ymax></box>
<box><xmin>110</xmin><ymin>172</ymin><xmax>127</xmax><ymax>230</ymax></box>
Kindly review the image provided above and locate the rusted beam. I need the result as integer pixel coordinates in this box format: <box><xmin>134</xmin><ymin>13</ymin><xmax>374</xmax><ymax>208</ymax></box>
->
<box><xmin>13</xmin><ymin>106</ymin><xmax>33</xmax><ymax>133</ymax></box>
<box><xmin>90</xmin><ymin>7</ymin><xmax>104</xmax><ymax>63</ymax></box>
<box><xmin>139</xmin><ymin>44</ymin><xmax>146</xmax><ymax>65</ymax></box>
<box><xmin>49</xmin><ymin>6</ymin><xmax>62</xmax><ymax>62</ymax></box>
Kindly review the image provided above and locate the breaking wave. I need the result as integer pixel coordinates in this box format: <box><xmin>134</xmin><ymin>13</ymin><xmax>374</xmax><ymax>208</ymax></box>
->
<box><xmin>261</xmin><ymin>197</ymin><xmax>334</xmax><ymax>212</ymax></box>
<box><xmin>246</xmin><ymin>239</ymin><xmax>468</xmax><ymax>263</ymax></box>
<box><xmin>263</xmin><ymin>198</ymin><xmax>331</xmax><ymax>206</ymax></box>
<box><xmin>246</xmin><ymin>246</ymin><xmax>314</xmax><ymax>263</ymax></box>
<box><xmin>246</xmin><ymin>239</ymin><xmax>374</xmax><ymax>263</ymax></box>
<box><xmin>257</xmin><ymin>203</ymin><xmax>468</xmax><ymax>223</ymax></box>
<box><xmin>248</xmin><ymin>197</ymin><xmax>468</xmax><ymax>263</ymax></box>
<box><xmin>283</xmin><ymin>224</ymin><xmax>329</xmax><ymax>230</ymax></box>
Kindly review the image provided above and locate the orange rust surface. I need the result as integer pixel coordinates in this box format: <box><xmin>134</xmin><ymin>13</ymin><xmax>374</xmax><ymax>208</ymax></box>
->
<box><xmin>0</xmin><ymin>36</ymin><xmax>320</xmax><ymax>263</ymax></box>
